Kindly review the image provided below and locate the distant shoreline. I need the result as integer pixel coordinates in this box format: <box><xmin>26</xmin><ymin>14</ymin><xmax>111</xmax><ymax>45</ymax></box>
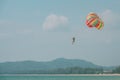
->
<box><xmin>0</xmin><ymin>74</ymin><xmax>120</xmax><ymax>76</ymax></box>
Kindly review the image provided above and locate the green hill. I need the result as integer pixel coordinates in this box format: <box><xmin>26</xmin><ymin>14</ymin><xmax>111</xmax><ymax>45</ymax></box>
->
<box><xmin>0</xmin><ymin>58</ymin><xmax>114</xmax><ymax>74</ymax></box>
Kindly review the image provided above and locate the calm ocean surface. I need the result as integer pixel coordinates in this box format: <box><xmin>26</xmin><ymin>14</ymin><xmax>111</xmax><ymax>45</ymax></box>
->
<box><xmin>0</xmin><ymin>74</ymin><xmax>120</xmax><ymax>80</ymax></box>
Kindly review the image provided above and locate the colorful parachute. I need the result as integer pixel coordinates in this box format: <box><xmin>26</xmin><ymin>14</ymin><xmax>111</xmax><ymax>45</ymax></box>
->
<box><xmin>86</xmin><ymin>12</ymin><xmax>104</xmax><ymax>30</ymax></box>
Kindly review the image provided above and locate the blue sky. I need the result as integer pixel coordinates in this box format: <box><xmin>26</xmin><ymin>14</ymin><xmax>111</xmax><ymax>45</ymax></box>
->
<box><xmin>0</xmin><ymin>0</ymin><xmax>120</xmax><ymax>66</ymax></box>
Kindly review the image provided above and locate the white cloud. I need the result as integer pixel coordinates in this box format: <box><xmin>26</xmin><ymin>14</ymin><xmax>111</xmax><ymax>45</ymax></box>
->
<box><xmin>100</xmin><ymin>9</ymin><xmax>120</xmax><ymax>27</ymax></box>
<box><xmin>42</xmin><ymin>14</ymin><xmax>68</xmax><ymax>31</ymax></box>
<box><xmin>97</xmin><ymin>10</ymin><xmax>120</xmax><ymax>44</ymax></box>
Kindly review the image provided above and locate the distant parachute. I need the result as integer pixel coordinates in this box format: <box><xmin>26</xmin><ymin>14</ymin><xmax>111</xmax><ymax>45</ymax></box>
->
<box><xmin>71</xmin><ymin>12</ymin><xmax>104</xmax><ymax>45</ymax></box>
<box><xmin>86</xmin><ymin>12</ymin><xmax>104</xmax><ymax>30</ymax></box>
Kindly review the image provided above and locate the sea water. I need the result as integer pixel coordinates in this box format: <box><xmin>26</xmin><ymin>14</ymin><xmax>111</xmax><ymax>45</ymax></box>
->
<box><xmin>0</xmin><ymin>74</ymin><xmax>120</xmax><ymax>80</ymax></box>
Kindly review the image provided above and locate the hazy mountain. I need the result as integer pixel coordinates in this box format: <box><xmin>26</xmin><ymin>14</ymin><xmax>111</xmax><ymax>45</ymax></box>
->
<box><xmin>0</xmin><ymin>58</ymin><xmax>114</xmax><ymax>74</ymax></box>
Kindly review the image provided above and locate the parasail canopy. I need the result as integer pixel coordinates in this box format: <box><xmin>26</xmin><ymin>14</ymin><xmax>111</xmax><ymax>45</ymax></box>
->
<box><xmin>86</xmin><ymin>12</ymin><xmax>104</xmax><ymax>30</ymax></box>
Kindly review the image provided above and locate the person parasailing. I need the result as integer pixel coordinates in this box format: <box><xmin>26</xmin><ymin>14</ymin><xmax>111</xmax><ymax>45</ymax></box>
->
<box><xmin>72</xmin><ymin>37</ymin><xmax>75</xmax><ymax>45</ymax></box>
